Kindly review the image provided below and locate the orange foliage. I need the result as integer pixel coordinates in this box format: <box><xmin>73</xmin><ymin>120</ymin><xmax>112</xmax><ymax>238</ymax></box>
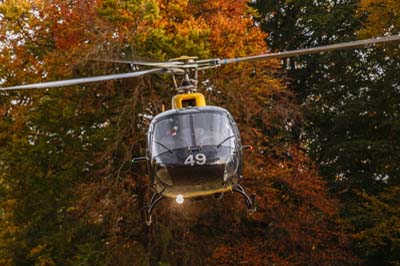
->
<box><xmin>0</xmin><ymin>0</ymin><xmax>355</xmax><ymax>265</ymax></box>
<box><xmin>203</xmin><ymin>1</ymin><xmax>267</xmax><ymax>58</ymax></box>
<box><xmin>358</xmin><ymin>0</ymin><xmax>400</xmax><ymax>38</ymax></box>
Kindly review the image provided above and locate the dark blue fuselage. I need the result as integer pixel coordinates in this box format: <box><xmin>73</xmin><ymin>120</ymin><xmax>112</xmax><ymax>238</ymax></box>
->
<box><xmin>147</xmin><ymin>106</ymin><xmax>242</xmax><ymax>198</ymax></box>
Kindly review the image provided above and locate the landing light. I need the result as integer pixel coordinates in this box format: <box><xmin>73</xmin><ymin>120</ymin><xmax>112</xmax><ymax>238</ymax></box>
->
<box><xmin>176</xmin><ymin>194</ymin><xmax>184</xmax><ymax>204</ymax></box>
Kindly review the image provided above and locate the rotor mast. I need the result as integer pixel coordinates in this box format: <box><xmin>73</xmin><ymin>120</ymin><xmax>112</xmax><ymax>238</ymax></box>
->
<box><xmin>169</xmin><ymin>56</ymin><xmax>199</xmax><ymax>94</ymax></box>
<box><xmin>168</xmin><ymin>56</ymin><xmax>222</xmax><ymax>94</ymax></box>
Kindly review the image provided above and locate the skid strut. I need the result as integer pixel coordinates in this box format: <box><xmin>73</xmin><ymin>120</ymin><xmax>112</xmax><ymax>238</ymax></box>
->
<box><xmin>232</xmin><ymin>184</ymin><xmax>257</xmax><ymax>212</ymax></box>
<box><xmin>144</xmin><ymin>191</ymin><xmax>164</xmax><ymax>226</ymax></box>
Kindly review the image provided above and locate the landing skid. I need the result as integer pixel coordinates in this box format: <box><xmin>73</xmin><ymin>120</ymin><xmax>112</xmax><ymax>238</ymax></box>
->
<box><xmin>143</xmin><ymin>185</ymin><xmax>256</xmax><ymax>225</ymax></box>
<box><xmin>144</xmin><ymin>191</ymin><xmax>164</xmax><ymax>226</ymax></box>
<box><xmin>232</xmin><ymin>184</ymin><xmax>257</xmax><ymax>213</ymax></box>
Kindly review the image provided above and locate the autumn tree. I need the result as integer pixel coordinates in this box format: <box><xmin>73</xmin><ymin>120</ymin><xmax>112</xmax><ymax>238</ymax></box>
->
<box><xmin>1</xmin><ymin>0</ymin><xmax>355</xmax><ymax>265</ymax></box>
<box><xmin>348</xmin><ymin>1</ymin><xmax>400</xmax><ymax>265</ymax></box>
<box><xmin>253</xmin><ymin>0</ymin><xmax>400</xmax><ymax>265</ymax></box>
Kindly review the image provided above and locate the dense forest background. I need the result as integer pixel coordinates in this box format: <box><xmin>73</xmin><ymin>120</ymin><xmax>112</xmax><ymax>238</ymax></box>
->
<box><xmin>0</xmin><ymin>0</ymin><xmax>399</xmax><ymax>265</ymax></box>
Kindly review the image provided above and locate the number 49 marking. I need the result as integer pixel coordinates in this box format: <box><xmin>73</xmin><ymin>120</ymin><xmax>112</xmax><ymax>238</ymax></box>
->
<box><xmin>184</xmin><ymin>153</ymin><xmax>206</xmax><ymax>166</ymax></box>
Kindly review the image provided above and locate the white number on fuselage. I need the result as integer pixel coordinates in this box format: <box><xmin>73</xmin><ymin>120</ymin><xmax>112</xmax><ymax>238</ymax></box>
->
<box><xmin>184</xmin><ymin>153</ymin><xmax>206</xmax><ymax>166</ymax></box>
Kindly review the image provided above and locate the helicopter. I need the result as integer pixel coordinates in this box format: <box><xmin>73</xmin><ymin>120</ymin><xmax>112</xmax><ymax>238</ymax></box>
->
<box><xmin>2</xmin><ymin>35</ymin><xmax>400</xmax><ymax>225</ymax></box>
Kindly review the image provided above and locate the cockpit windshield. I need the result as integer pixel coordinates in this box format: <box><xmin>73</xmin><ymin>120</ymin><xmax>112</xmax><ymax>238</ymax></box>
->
<box><xmin>152</xmin><ymin>111</ymin><xmax>235</xmax><ymax>156</ymax></box>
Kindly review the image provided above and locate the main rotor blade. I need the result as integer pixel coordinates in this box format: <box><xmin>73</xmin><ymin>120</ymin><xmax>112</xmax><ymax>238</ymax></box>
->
<box><xmin>0</xmin><ymin>68</ymin><xmax>164</xmax><ymax>91</ymax></box>
<box><xmin>92</xmin><ymin>59</ymin><xmax>182</xmax><ymax>68</ymax></box>
<box><xmin>218</xmin><ymin>35</ymin><xmax>400</xmax><ymax>65</ymax></box>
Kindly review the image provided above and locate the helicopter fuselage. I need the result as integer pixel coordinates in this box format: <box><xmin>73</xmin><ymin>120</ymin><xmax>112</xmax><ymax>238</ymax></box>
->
<box><xmin>147</xmin><ymin>106</ymin><xmax>243</xmax><ymax>199</ymax></box>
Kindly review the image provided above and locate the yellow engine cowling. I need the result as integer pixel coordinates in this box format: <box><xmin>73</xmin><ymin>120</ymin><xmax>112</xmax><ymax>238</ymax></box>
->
<box><xmin>171</xmin><ymin>93</ymin><xmax>206</xmax><ymax>109</ymax></box>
